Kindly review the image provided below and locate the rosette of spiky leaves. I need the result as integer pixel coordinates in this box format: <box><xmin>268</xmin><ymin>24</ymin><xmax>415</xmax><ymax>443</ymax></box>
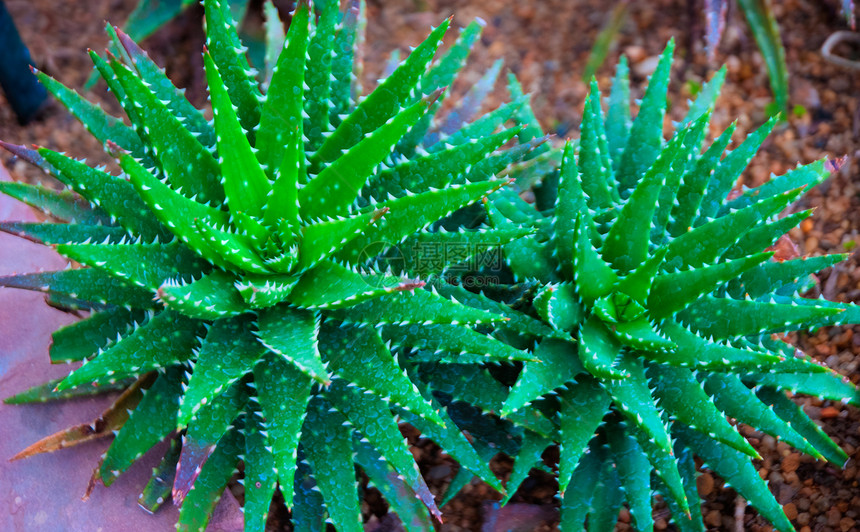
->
<box><xmin>408</xmin><ymin>42</ymin><xmax>860</xmax><ymax>531</ymax></box>
<box><xmin>0</xmin><ymin>1</ymin><xmax>541</xmax><ymax>530</ymax></box>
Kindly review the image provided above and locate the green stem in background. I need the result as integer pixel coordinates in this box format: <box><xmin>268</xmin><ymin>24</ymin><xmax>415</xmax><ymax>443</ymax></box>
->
<box><xmin>737</xmin><ymin>0</ymin><xmax>789</xmax><ymax>113</ymax></box>
<box><xmin>581</xmin><ymin>1</ymin><xmax>629</xmax><ymax>82</ymax></box>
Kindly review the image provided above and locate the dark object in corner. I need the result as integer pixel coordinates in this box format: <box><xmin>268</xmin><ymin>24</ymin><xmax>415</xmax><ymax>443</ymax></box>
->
<box><xmin>0</xmin><ymin>0</ymin><xmax>48</xmax><ymax>124</ymax></box>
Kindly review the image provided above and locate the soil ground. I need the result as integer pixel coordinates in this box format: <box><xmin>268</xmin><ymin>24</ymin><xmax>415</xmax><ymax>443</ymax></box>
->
<box><xmin>1</xmin><ymin>0</ymin><xmax>859</xmax><ymax>530</ymax></box>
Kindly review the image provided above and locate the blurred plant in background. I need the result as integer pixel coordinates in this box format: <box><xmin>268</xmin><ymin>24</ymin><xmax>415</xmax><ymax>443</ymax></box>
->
<box><xmin>705</xmin><ymin>0</ymin><xmax>856</xmax><ymax>114</ymax></box>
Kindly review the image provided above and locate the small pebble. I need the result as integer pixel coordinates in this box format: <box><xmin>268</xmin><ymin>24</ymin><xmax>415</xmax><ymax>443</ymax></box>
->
<box><xmin>697</xmin><ymin>473</ymin><xmax>714</xmax><ymax>496</ymax></box>
<box><xmin>782</xmin><ymin>453</ymin><xmax>801</xmax><ymax>473</ymax></box>
<box><xmin>821</xmin><ymin>406</ymin><xmax>841</xmax><ymax>419</ymax></box>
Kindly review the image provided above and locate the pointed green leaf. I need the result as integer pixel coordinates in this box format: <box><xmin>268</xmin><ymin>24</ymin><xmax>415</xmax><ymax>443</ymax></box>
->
<box><xmin>506</xmin><ymin>73</ymin><xmax>546</xmax><ymax>148</ymax></box>
<box><xmin>256</xmin><ymin>306</ymin><xmax>328</xmax><ymax>384</ymax></box>
<box><xmin>433</xmin><ymin>281</ymin><xmax>561</xmax><ymax>338</ymax></box>
<box><xmin>302</xmin><ymin>0</ymin><xmax>338</xmax><ymax>153</ymax></box>
<box><xmin>573</xmin><ymin>213</ymin><xmax>618</xmax><ymax>303</ymax></box>
<box><xmin>663</xmin><ymin>187</ymin><xmax>801</xmax><ymax>271</ymax></box>
<box><xmin>320</xmin><ymin>323</ymin><xmax>444</xmax><ymax>426</ymax></box>
<box><xmin>698</xmin><ymin>117</ymin><xmax>777</xmax><ymax>221</ymax></box>
<box><xmin>100</xmin><ymin>366</ymin><xmax>186</xmax><ymax>485</ymax></box>
<box><xmin>301</xmin><ymin>398</ymin><xmax>362</xmax><ymax>532</ymax></box>
<box><xmin>243</xmin><ymin>400</ymin><xmax>278</xmax><ymax>532</ymax></box>
<box><xmin>756</xmin><ymin>387</ymin><xmax>850</xmax><ymax>466</ymax></box>
<box><xmin>0</xmin><ymin>181</ymin><xmax>109</xmax><ymax>225</ymax></box>
<box><xmin>253</xmin><ymin>353</ymin><xmax>312</xmax><ymax>507</ymax></box>
<box><xmin>426</xmin><ymin>97</ymin><xmax>524</xmax><ymax>153</ymax></box>
<box><xmin>554</xmin><ymin>142</ymin><xmax>584</xmax><ymax>277</ymax></box>
<box><xmin>649</xmin><ymin>364</ymin><xmax>758</xmax><ymax>457</ymax></box>
<box><xmin>560</xmin><ymin>441</ymin><xmax>603</xmax><ymax>530</ymax></box>
<box><xmin>587</xmin><ymin>449</ymin><xmax>624</xmax><ymax>532</ymax></box>
<box><xmin>605</xmin><ymin>56</ymin><xmax>631</xmax><ymax>173</ymax></box>
<box><xmin>503</xmin><ymin>430</ymin><xmax>551</xmax><ymax>504</ymax></box>
<box><xmin>110</xmin><ymin>57</ymin><xmax>223</xmax><ymax>204</ymax></box>
<box><xmin>256</xmin><ymin>0</ymin><xmax>310</xmax><ymax>172</ymax></box>
<box><xmin>114</xmin><ymin>27</ymin><xmax>215</xmax><ymax>148</ymax></box>
<box><xmin>203</xmin><ymin>50</ymin><xmax>270</xmax><ymax>217</ymax></box>
<box><xmin>118</xmin><ymin>151</ymin><xmax>232</xmax><ymax>268</ymax></box>
<box><xmin>4</xmin><ymin>377</ymin><xmax>133</xmax><ymax>405</ymax></box>
<box><xmin>723</xmin><ymin>209</ymin><xmax>810</xmax><ymax>261</ymax></box>
<box><xmin>703</xmin><ymin>373</ymin><xmax>823</xmax><ymax>459</ymax></box>
<box><xmin>680</xmin><ymin>296</ymin><xmax>843</xmax><ymax>339</ymax></box>
<box><xmin>557</xmin><ymin>377</ymin><xmax>611</xmax><ymax>493</ymax></box>
<box><xmin>49</xmin><ymin>307</ymin><xmax>148</xmax><ymax>363</ymax></box>
<box><xmin>577</xmin><ymin>316</ymin><xmax>630</xmax><ymax>380</ymax></box>
<box><xmin>381</xmin><ymin>323</ymin><xmax>534</xmax><ymax>362</ymax></box>
<box><xmin>202</xmin><ymin>0</ymin><xmax>262</xmax><ymax>131</ymax></box>
<box><xmin>16</xmin><ymin>147</ymin><xmax>157</xmax><ymax>235</ymax></box>
<box><xmin>327</xmin><ymin>380</ymin><xmax>440</xmax><ymax>520</ymax></box>
<box><xmin>287</xmin><ymin>260</ymin><xmax>420</xmax><ymax>310</ymax></box>
<box><xmin>235</xmin><ymin>273</ymin><xmax>298</xmax><ymax>309</ymax></box>
<box><xmin>194</xmin><ymin>218</ymin><xmax>270</xmax><ymax>274</ymax></box>
<box><xmin>120</xmin><ymin>0</ymin><xmax>188</xmax><ymax>41</ymax></box>
<box><xmin>291</xmin><ymin>448</ymin><xmax>326</xmax><ymax>532</ymax></box>
<box><xmin>668</xmin><ymin>122</ymin><xmax>736</xmax><ymax>237</ymax></box>
<box><xmin>398</xmin><ymin>19</ymin><xmax>483</xmax><ymax>153</ymax></box>
<box><xmin>158</xmin><ymin>270</ymin><xmax>248</xmax><ymax>319</ymax></box>
<box><xmin>297</xmin><ymin>210</ymin><xmax>383</xmax><ymax>271</ymax></box>
<box><xmin>604</xmin><ymin>353</ymin><xmax>673</xmax><ymax>455</ymax></box>
<box><xmin>0</xmin><ymin>268</ymin><xmax>155</xmax><ymax>308</ymax></box>
<box><xmin>657</xmin><ymin>444</ymin><xmax>705</xmax><ymax>532</ymax></box>
<box><xmin>331</xmin><ymin>287</ymin><xmax>505</xmax><ymax>327</ymax></box>
<box><xmin>174</xmin><ymin>380</ymin><xmax>247</xmax><ymax>505</ymax></box>
<box><xmin>399</xmin><ymin>403</ymin><xmax>503</xmax><ymax>493</ymax></box>
<box><xmin>438</xmin><ymin>59</ymin><xmax>503</xmax><ymax>137</ymax></box>
<box><xmin>57</xmin><ymin>241</ymin><xmax>209</xmax><ymax>290</ymax></box>
<box><xmin>34</xmin><ymin>70</ymin><xmax>146</xmax><ymax>159</ymax></box>
<box><xmin>607</xmin><ymin>423</ymin><xmax>654</xmax><ymax>532</ymax></box>
<box><xmin>681</xmin><ymin>66</ymin><xmax>726</xmax><ymax>127</ymax></box>
<box><xmin>737</xmin><ymin>254</ymin><xmax>845</xmax><ymax>300</ymax></box>
<box><xmin>579</xmin><ymin>79</ymin><xmax>615</xmax><ymax>209</ymax></box>
<box><xmin>652</xmin><ymin>112</ymin><xmax>713</xmax><ymax>244</ymax></box>
<box><xmin>724</xmin><ymin>159</ymin><xmax>831</xmax><ymax>213</ymax></box>
<box><xmin>138</xmin><ymin>436</ymin><xmax>181</xmax><ymax>513</ymax></box>
<box><xmin>738</xmin><ymin>0</ymin><xmax>789</xmax><ymax>110</ymax></box>
<box><xmin>352</xmin><ymin>436</ymin><xmax>433</xmax><ymax>530</ymax></box>
<box><xmin>679</xmin><ymin>425</ymin><xmax>794</xmax><ymax>532</ymax></box>
<box><xmin>604</xmin><ymin>128</ymin><xmax>687</xmax><ymax>272</ymax></box>
<box><xmin>616</xmin><ymin>40</ymin><xmax>674</xmax><ymax>192</ymax></box>
<box><xmin>58</xmin><ymin>311</ymin><xmax>199</xmax><ymax>391</ymax></box>
<box><xmin>264</xmin><ymin>126</ymin><xmax>301</xmax><ymax>231</ymax></box>
<box><xmin>503</xmin><ymin>339</ymin><xmax>586</xmax><ymax>416</ymax></box>
<box><xmin>300</xmin><ymin>95</ymin><xmax>435</xmax><ymax>219</ymax></box>
<box><xmin>337</xmin><ymin>179</ymin><xmax>509</xmax><ymax>263</ymax></box>
<box><xmin>368</xmin><ymin>127</ymin><xmax>520</xmax><ymax>199</ymax></box>
<box><xmin>327</xmin><ymin>0</ymin><xmax>364</xmax><ymax>126</ymax></box>
<box><xmin>314</xmin><ymin>19</ymin><xmax>450</xmax><ymax>164</ymax></box>
<box><xmin>649</xmin><ymin>252</ymin><xmax>772</xmax><ymax>318</ymax></box>
<box><xmin>177</xmin><ymin>424</ymin><xmax>242</xmax><ymax>532</ymax></box>
<box><xmin>0</xmin><ymin>221</ymin><xmax>126</xmax><ymax>247</ymax></box>
<box><xmin>744</xmin><ymin>371</ymin><xmax>858</xmax><ymax>405</ymax></box>
<box><xmin>178</xmin><ymin>317</ymin><xmax>263</xmax><ymax>425</ymax></box>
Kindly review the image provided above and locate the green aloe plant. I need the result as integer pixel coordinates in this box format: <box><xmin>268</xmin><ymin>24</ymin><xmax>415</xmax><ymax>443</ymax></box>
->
<box><xmin>407</xmin><ymin>43</ymin><xmax>860</xmax><ymax>531</ymax></box>
<box><xmin>0</xmin><ymin>0</ymin><xmax>543</xmax><ymax>529</ymax></box>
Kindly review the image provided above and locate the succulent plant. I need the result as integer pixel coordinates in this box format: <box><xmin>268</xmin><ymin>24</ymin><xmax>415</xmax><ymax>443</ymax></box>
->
<box><xmin>0</xmin><ymin>0</ymin><xmax>545</xmax><ymax>529</ymax></box>
<box><xmin>408</xmin><ymin>42</ymin><xmax>860</xmax><ymax>531</ymax></box>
